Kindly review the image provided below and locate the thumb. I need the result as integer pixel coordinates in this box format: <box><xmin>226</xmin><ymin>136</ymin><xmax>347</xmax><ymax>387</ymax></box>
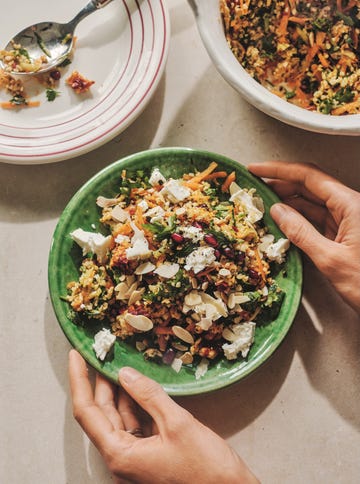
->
<box><xmin>270</xmin><ymin>203</ymin><xmax>335</xmax><ymax>271</ymax></box>
<box><xmin>119</xmin><ymin>367</ymin><xmax>184</xmax><ymax>433</ymax></box>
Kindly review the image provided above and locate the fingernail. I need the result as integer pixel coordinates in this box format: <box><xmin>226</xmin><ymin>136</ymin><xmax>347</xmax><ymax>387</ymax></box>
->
<box><xmin>270</xmin><ymin>203</ymin><xmax>287</xmax><ymax>219</ymax></box>
<box><xmin>119</xmin><ymin>366</ymin><xmax>141</xmax><ymax>385</ymax></box>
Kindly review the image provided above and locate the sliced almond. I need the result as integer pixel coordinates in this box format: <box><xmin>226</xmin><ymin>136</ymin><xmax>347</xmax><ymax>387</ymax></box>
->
<box><xmin>125</xmin><ymin>313</ymin><xmax>153</xmax><ymax>331</ymax></box>
<box><xmin>135</xmin><ymin>262</ymin><xmax>156</xmax><ymax>275</ymax></box>
<box><xmin>128</xmin><ymin>288</ymin><xmax>145</xmax><ymax>306</ymax></box>
<box><xmin>184</xmin><ymin>290</ymin><xmax>202</xmax><ymax>307</ymax></box>
<box><xmin>227</xmin><ymin>293</ymin><xmax>236</xmax><ymax>310</ymax></box>
<box><xmin>204</xmin><ymin>303</ymin><xmax>219</xmax><ymax>321</ymax></box>
<box><xmin>154</xmin><ymin>263</ymin><xmax>180</xmax><ymax>279</ymax></box>
<box><xmin>172</xmin><ymin>325</ymin><xmax>194</xmax><ymax>345</ymax></box>
<box><xmin>172</xmin><ymin>342</ymin><xmax>189</xmax><ymax>351</ymax></box>
<box><xmin>236</xmin><ymin>294</ymin><xmax>250</xmax><ymax>304</ymax></box>
<box><xmin>96</xmin><ymin>196</ymin><xmax>119</xmax><ymax>208</ymax></box>
<box><xmin>196</xmin><ymin>318</ymin><xmax>212</xmax><ymax>331</ymax></box>
<box><xmin>115</xmin><ymin>282</ymin><xmax>129</xmax><ymax>300</ymax></box>
<box><xmin>125</xmin><ymin>281</ymin><xmax>138</xmax><ymax>298</ymax></box>
<box><xmin>180</xmin><ymin>352</ymin><xmax>193</xmax><ymax>365</ymax></box>
<box><xmin>201</xmin><ymin>293</ymin><xmax>228</xmax><ymax>317</ymax></box>
<box><xmin>228</xmin><ymin>293</ymin><xmax>250</xmax><ymax>308</ymax></box>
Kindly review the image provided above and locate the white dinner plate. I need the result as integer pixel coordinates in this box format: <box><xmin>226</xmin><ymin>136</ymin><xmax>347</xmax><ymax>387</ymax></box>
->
<box><xmin>0</xmin><ymin>0</ymin><xmax>169</xmax><ymax>164</ymax></box>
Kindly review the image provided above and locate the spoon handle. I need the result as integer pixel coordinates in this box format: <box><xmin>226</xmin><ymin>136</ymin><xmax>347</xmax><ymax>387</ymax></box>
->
<box><xmin>69</xmin><ymin>0</ymin><xmax>114</xmax><ymax>29</ymax></box>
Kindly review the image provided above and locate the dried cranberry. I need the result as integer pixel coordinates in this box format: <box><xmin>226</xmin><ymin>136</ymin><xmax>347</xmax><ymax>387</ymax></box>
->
<box><xmin>248</xmin><ymin>269</ymin><xmax>260</xmax><ymax>281</ymax></box>
<box><xmin>193</xmin><ymin>221</ymin><xmax>203</xmax><ymax>229</ymax></box>
<box><xmin>214</xmin><ymin>249</ymin><xmax>221</xmax><ymax>259</ymax></box>
<box><xmin>50</xmin><ymin>69</ymin><xmax>61</xmax><ymax>81</ymax></box>
<box><xmin>236</xmin><ymin>252</ymin><xmax>245</xmax><ymax>263</ymax></box>
<box><xmin>223</xmin><ymin>247</ymin><xmax>235</xmax><ymax>259</ymax></box>
<box><xmin>171</xmin><ymin>233</ymin><xmax>184</xmax><ymax>244</ymax></box>
<box><xmin>204</xmin><ymin>234</ymin><xmax>218</xmax><ymax>247</ymax></box>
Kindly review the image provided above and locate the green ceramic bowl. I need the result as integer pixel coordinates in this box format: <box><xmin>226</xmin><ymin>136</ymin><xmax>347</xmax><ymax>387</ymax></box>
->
<box><xmin>48</xmin><ymin>147</ymin><xmax>302</xmax><ymax>396</ymax></box>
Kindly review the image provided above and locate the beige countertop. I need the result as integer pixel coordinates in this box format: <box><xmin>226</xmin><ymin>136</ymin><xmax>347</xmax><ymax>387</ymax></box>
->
<box><xmin>1</xmin><ymin>1</ymin><xmax>360</xmax><ymax>482</ymax></box>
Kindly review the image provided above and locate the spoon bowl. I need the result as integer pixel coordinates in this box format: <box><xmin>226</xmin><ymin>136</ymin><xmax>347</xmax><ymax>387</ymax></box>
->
<box><xmin>0</xmin><ymin>0</ymin><xmax>113</xmax><ymax>75</ymax></box>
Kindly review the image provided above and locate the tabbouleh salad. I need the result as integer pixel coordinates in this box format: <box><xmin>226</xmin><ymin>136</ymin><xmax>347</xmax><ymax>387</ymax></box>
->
<box><xmin>220</xmin><ymin>0</ymin><xmax>360</xmax><ymax>115</ymax></box>
<box><xmin>65</xmin><ymin>162</ymin><xmax>289</xmax><ymax>378</ymax></box>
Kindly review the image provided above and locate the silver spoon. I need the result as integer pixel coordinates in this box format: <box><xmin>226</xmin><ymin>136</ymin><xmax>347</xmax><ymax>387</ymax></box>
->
<box><xmin>0</xmin><ymin>0</ymin><xmax>113</xmax><ymax>75</ymax></box>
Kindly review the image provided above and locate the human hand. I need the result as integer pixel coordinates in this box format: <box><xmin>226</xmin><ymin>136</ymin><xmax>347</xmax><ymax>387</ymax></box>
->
<box><xmin>248</xmin><ymin>161</ymin><xmax>360</xmax><ymax>313</ymax></box>
<box><xmin>69</xmin><ymin>350</ymin><xmax>259</xmax><ymax>484</ymax></box>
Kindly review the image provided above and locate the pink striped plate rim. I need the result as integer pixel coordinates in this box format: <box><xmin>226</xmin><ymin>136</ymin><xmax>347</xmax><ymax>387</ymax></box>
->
<box><xmin>0</xmin><ymin>0</ymin><xmax>169</xmax><ymax>164</ymax></box>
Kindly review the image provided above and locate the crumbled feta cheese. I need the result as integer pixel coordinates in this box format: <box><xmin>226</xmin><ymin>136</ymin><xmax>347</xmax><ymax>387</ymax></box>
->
<box><xmin>115</xmin><ymin>234</ymin><xmax>130</xmax><ymax>244</ymax></box>
<box><xmin>125</xmin><ymin>222</ymin><xmax>151</xmax><ymax>260</ymax></box>
<box><xmin>93</xmin><ymin>328</ymin><xmax>116</xmax><ymax>361</ymax></box>
<box><xmin>195</xmin><ymin>358</ymin><xmax>209</xmax><ymax>379</ymax></box>
<box><xmin>181</xmin><ymin>225</ymin><xmax>204</xmax><ymax>242</ymax></box>
<box><xmin>258</xmin><ymin>234</ymin><xmax>275</xmax><ymax>252</ymax></box>
<box><xmin>111</xmin><ymin>206</ymin><xmax>130</xmax><ymax>223</ymax></box>
<box><xmin>184</xmin><ymin>247</ymin><xmax>216</xmax><ymax>274</ymax></box>
<box><xmin>149</xmin><ymin>168</ymin><xmax>166</xmax><ymax>186</ymax></box>
<box><xmin>175</xmin><ymin>207</ymin><xmax>186</xmax><ymax>216</ymax></box>
<box><xmin>265</xmin><ymin>238</ymin><xmax>290</xmax><ymax>264</ymax></box>
<box><xmin>126</xmin><ymin>240</ymin><xmax>151</xmax><ymax>260</ymax></box>
<box><xmin>161</xmin><ymin>179</ymin><xmax>191</xmax><ymax>204</ymax></box>
<box><xmin>229</xmin><ymin>182</ymin><xmax>264</xmax><ymax>224</ymax></box>
<box><xmin>137</xmin><ymin>200</ymin><xmax>149</xmax><ymax>211</ymax></box>
<box><xmin>222</xmin><ymin>322</ymin><xmax>256</xmax><ymax>360</ymax></box>
<box><xmin>70</xmin><ymin>228</ymin><xmax>112</xmax><ymax>264</ymax></box>
<box><xmin>171</xmin><ymin>357</ymin><xmax>183</xmax><ymax>373</ymax></box>
<box><xmin>144</xmin><ymin>206</ymin><xmax>165</xmax><ymax>223</ymax></box>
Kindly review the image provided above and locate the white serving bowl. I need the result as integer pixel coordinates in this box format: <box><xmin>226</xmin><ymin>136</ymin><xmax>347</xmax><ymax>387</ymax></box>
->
<box><xmin>189</xmin><ymin>0</ymin><xmax>360</xmax><ymax>135</ymax></box>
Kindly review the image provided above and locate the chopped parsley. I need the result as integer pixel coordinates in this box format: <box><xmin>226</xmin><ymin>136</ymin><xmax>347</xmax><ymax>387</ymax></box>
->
<box><xmin>46</xmin><ymin>88</ymin><xmax>60</xmax><ymax>102</ymax></box>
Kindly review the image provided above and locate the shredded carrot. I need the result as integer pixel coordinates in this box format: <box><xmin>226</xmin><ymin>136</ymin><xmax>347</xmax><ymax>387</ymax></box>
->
<box><xmin>203</xmin><ymin>171</ymin><xmax>228</xmax><ymax>180</ymax></box>
<box><xmin>315</xmin><ymin>30</ymin><xmax>326</xmax><ymax>48</ymax></box>
<box><xmin>221</xmin><ymin>171</ymin><xmax>236</xmax><ymax>192</ymax></box>
<box><xmin>288</xmin><ymin>16</ymin><xmax>310</xmax><ymax>25</ymax></box>
<box><xmin>331</xmin><ymin>98</ymin><xmax>360</xmax><ymax>115</ymax></box>
<box><xmin>318</xmin><ymin>52</ymin><xmax>329</xmax><ymax>68</ymax></box>
<box><xmin>221</xmin><ymin>0</ymin><xmax>360</xmax><ymax>115</ymax></box>
<box><xmin>134</xmin><ymin>205</ymin><xmax>145</xmax><ymax>230</ymax></box>
<box><xmin>254</xmin><ymin>248</ymin><xmax>266</xmax><ymax>283</ymax></box>
<box><xmin>184</xmin><ymin>162</ymin><xmax>218</xmax><ymax>187</ymax></box>
<box><xmin>1</xmin><ymin>100</ymin><xmax>40</xmax><ymax>109</ymax></box>
<box><xmin>114</xmin><ymin>221</ymin><xmax>132</xmax><ymax>236</ymax></box>
<box><xmin>305</xmin><ymin>44</ymin><xmax>319</xmax><ymax>66</ymax></box>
